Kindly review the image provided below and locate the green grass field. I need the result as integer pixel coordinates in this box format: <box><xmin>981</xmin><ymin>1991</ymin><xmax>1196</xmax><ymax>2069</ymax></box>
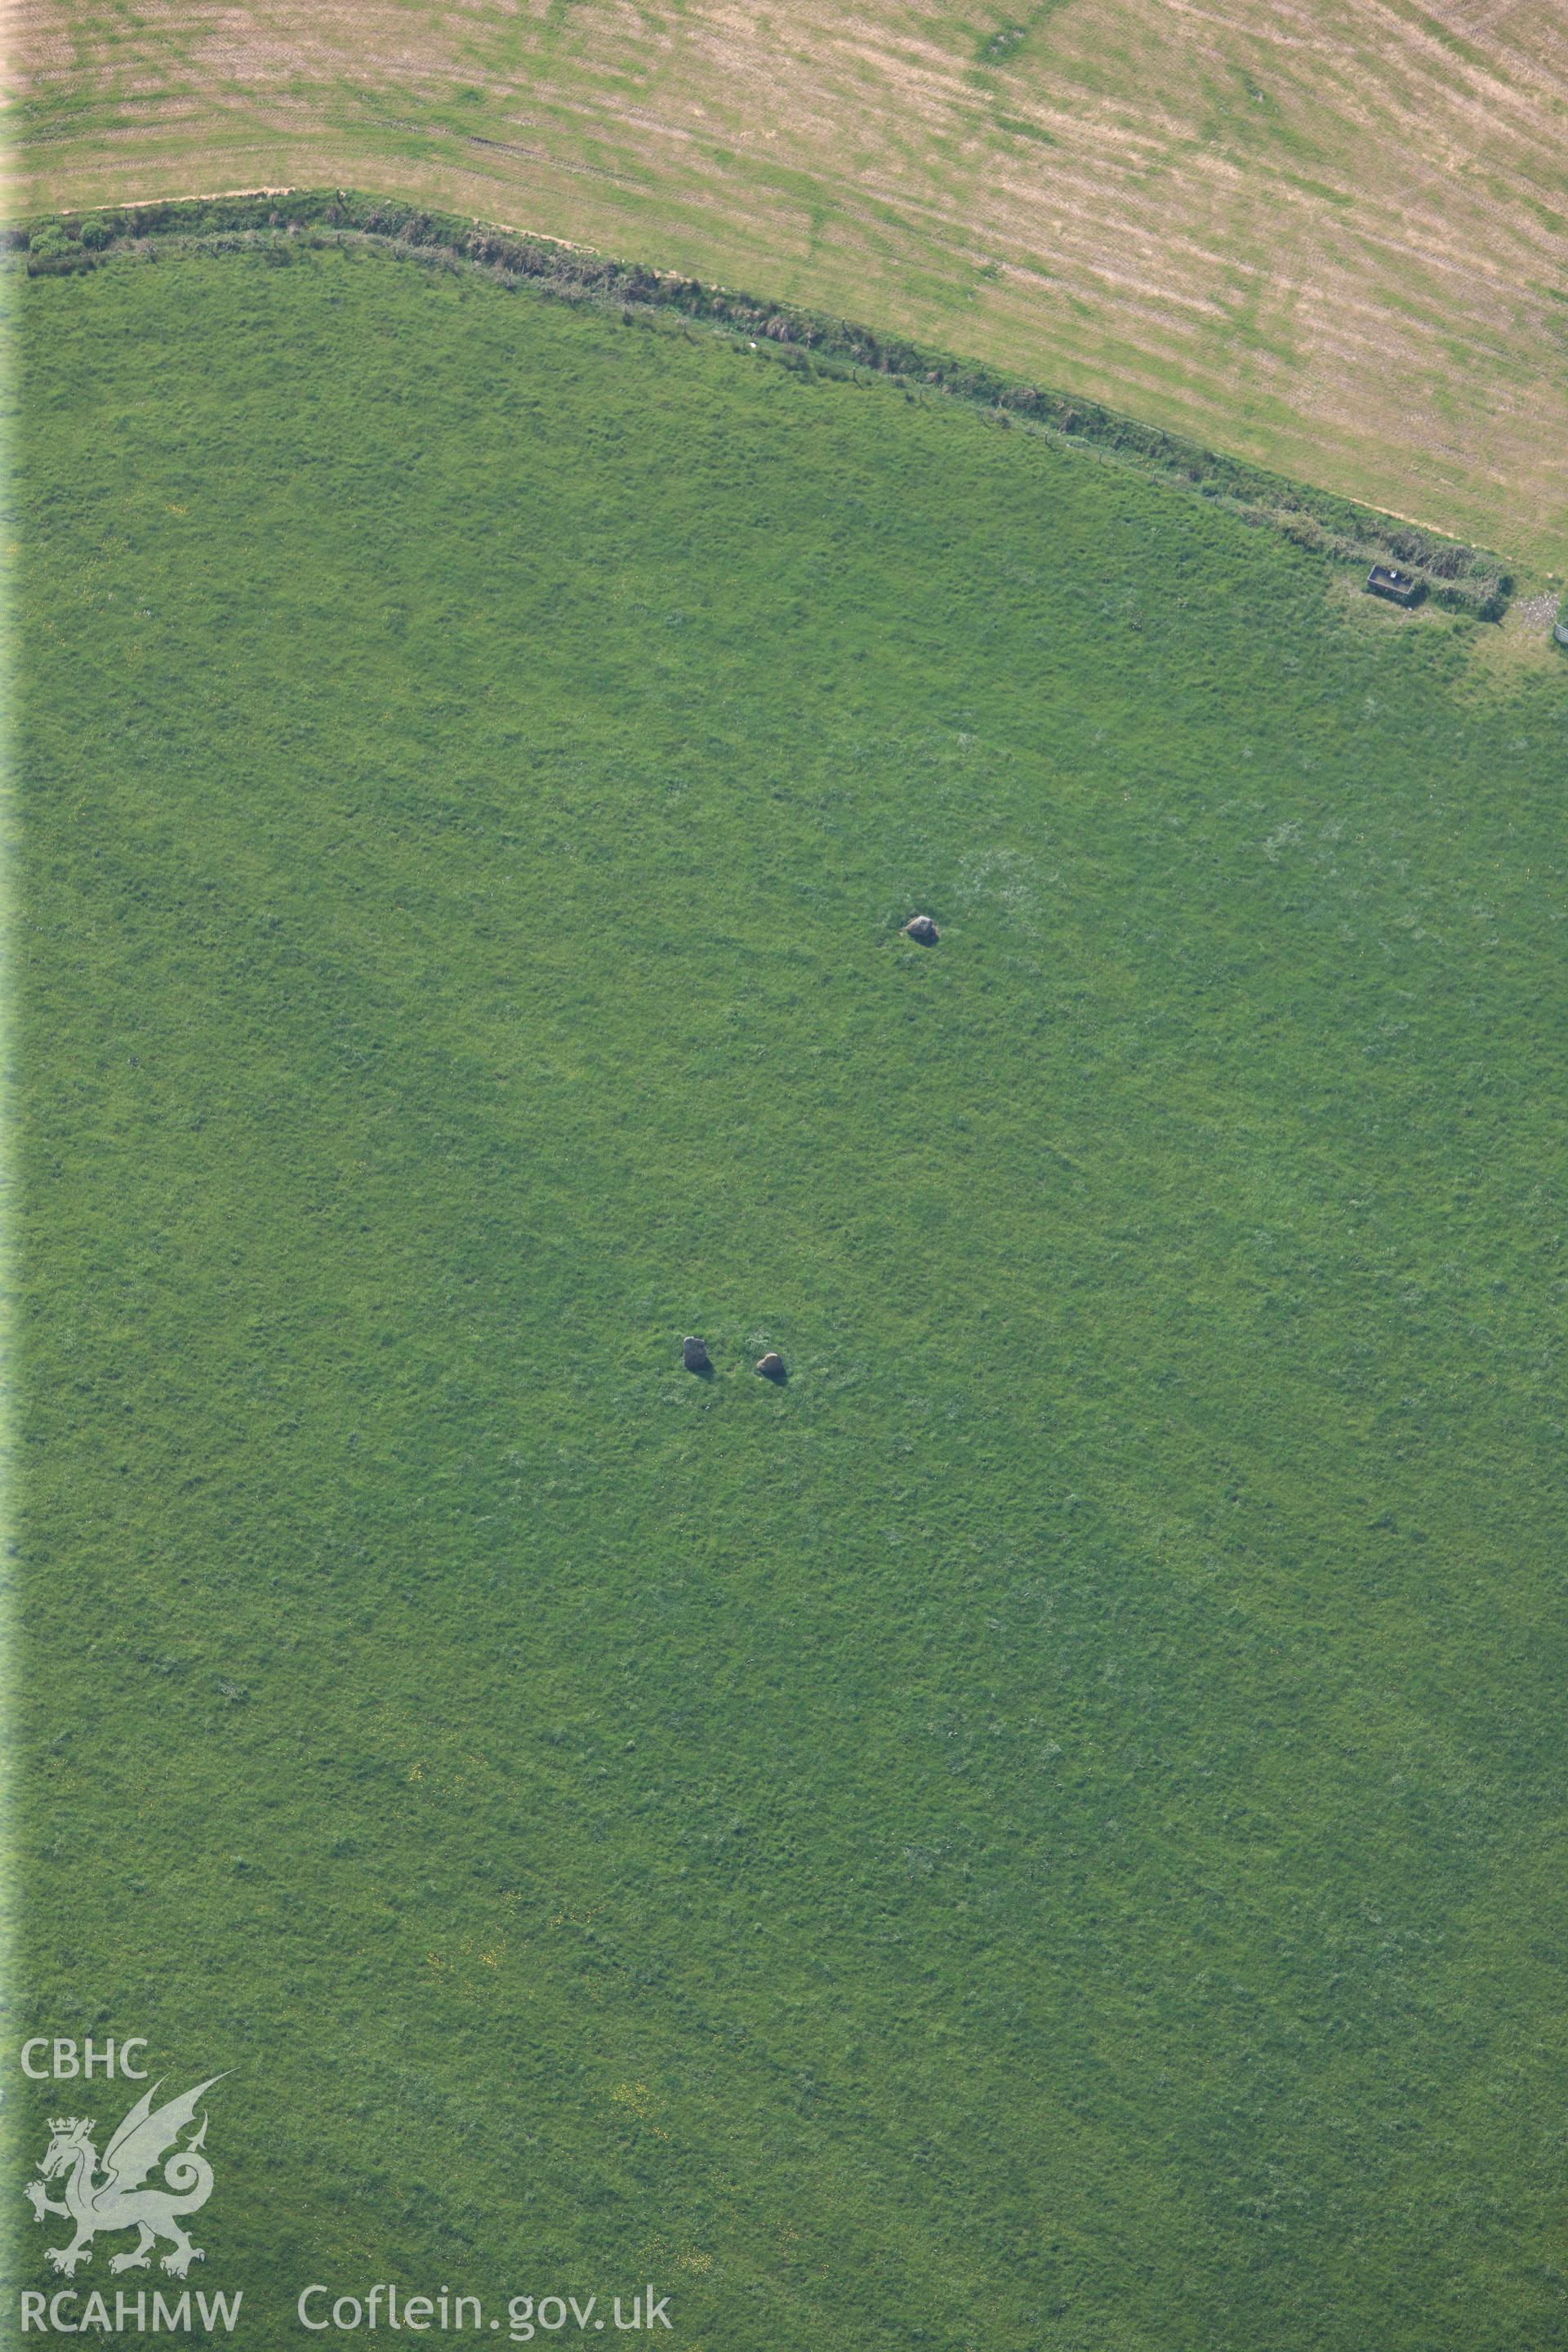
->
<box><xmin>11</xmin><ymin>239</ymin><xmax>1568</xmax><ymax>2350</ymax></box>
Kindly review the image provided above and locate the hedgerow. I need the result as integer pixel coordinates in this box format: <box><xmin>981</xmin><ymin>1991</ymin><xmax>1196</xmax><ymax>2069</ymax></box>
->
<box><xmin>5</xmin><ymin>189</ymin><xmax>1513</xmax><ymax>617</ymax></box>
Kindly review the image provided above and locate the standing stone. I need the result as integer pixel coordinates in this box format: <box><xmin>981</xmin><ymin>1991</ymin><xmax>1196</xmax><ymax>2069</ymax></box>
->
<box><xmin>755</xmin><ymin>1352</ymin><xmax>786</xmax><ymax>1380</ymax></box>
<box><xmin>682</xmin><ymin>1335</ymin><xmax>710</xmax><ymax>1372</ymax></box>
<box><xmin>902</xmin><ymin>914</ymin><xmax>940</xmax><ymax>944</ymax></box>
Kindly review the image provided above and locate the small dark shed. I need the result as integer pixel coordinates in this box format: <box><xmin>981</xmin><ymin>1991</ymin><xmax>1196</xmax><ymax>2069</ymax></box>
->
<box><xmin>1365</xmin><ymin>564</ymin><xmax>1425</xmax><ymax>608</ymax></box>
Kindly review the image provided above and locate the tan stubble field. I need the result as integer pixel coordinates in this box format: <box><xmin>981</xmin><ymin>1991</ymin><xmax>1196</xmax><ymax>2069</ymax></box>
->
<box><xmin>9</xmin><ymin>0</ymin><xmax>1568</xmax><ymax>567</ymax></box>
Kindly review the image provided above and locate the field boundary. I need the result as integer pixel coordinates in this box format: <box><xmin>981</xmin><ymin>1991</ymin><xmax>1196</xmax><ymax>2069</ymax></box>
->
<box><xmin>8</xmin><ymin>187</ymin><xmax>1515</xmax><ymax>619</ymax></box>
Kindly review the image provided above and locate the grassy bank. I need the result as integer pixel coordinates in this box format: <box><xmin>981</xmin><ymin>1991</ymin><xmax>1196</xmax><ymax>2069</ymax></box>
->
<box><xmin>11</xmin><ymin>191</ymin><xmax>1517</xmax><ymax>618</ymax></box>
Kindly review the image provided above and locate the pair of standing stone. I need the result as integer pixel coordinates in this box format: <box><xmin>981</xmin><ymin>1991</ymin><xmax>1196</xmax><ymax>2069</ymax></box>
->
<box><xmin>684</xmin><ymin>1336</ymin><xmax>783</xmax><ymax>1379</ymax></box>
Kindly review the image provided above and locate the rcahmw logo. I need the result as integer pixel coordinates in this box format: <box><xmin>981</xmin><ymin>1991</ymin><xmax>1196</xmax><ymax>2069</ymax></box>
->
<box><xmin>18</xmin><ymin>2041</ymin><xmax>241</xmax><ymax>2335</ymax></box>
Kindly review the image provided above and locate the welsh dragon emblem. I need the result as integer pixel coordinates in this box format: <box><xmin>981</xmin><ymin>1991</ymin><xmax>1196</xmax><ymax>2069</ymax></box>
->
<box><xmin>25</xmin><ymin>2077</ymin><xmax>225</xmax><ymax>2278</ymax></box>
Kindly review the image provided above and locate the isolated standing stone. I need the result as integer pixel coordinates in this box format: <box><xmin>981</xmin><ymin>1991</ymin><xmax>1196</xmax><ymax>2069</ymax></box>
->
<box><xmin>902</xmin><ymin>914</ymin><xmax>940</xmax><ymax>944</ymax></box>
<box><xmin>755</xmin><ymin>1352</ymin><xmax>786</xmax><ymax>1380</ymax></box>
<box><xmin>682</xmin><ymin>1335</ymin><xmax>710</xmax><ymax>1372</ymax></box>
